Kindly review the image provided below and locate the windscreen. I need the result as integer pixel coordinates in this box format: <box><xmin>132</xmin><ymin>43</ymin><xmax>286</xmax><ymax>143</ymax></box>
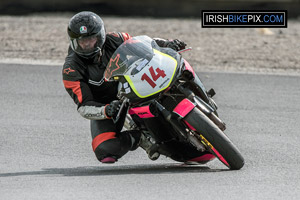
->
<box><xmin>104</xmin><ymin>36</ymin><xmax>157</xmax><ymax>81</ymax></box>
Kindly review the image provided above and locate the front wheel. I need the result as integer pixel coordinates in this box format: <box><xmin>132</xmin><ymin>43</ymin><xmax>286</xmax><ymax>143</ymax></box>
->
<box><xmin>184</xmin><ymin>107</ymin><xmax>244</xmax><ymax>170</ymax></box>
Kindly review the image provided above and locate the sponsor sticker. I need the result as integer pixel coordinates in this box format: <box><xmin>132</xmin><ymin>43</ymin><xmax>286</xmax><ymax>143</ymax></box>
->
<box><xmin>80</xmin><ymin>26</ymin><xmax>87</xmax><ymax>33</ymax></box>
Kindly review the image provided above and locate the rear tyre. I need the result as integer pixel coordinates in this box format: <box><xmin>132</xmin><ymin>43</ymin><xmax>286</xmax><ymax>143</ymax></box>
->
<box><xmin>184</xmin><ymin>107</ymin><xmax>244</xmax><ymax>170</ymax></box>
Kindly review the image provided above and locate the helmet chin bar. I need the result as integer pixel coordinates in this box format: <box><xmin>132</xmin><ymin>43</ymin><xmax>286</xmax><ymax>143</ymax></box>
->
<box><xmin>77</xmin><ymin>48</ymin><xmax>101</xmax><ymax>59</ymax></box>
<box><xmin>70</xmin><ymin>36</ymin><xmax>102</xmax><ymax>59</ymax></box>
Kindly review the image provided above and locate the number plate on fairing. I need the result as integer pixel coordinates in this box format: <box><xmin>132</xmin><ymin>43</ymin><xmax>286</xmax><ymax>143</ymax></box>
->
<box><xmin>124</xmin><ymin>49</ymin><xmax>177</xmax><ymax>98</ymax></box>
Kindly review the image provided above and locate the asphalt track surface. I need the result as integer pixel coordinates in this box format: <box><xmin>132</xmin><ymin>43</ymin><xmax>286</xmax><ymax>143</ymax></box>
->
<box><xmin>0</xmin><ymin>63</ymin><xmax>299</xmax><ymax>200</ymax></box>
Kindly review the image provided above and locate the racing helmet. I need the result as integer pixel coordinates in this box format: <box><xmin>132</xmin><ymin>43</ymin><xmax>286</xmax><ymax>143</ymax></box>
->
<box><xmin>67</xmin><ymin>11</ymin><xmax>106</xmax><ymax>58</ymax></box>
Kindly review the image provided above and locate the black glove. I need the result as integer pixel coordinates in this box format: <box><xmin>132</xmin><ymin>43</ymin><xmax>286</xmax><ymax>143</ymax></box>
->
<box><xmin>105</xmin><ymin>100</ymin><xmax>121</xmax><ymax>118</ymax></box>
<box><xmin>165</xmin><ymin>39</ymin><xmax>187</xmax><ymax>51</ymax></box>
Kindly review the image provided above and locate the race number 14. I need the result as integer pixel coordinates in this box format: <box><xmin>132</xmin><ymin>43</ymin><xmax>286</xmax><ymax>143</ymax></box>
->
<box><xmin>141</xmin><ymin>66</ymin><xmax>166</xmax><ymax>88</ymax></box>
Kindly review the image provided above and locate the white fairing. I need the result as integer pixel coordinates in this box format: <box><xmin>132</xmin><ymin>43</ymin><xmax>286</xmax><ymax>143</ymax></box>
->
<box><xmin>124</xmin><ymin>49</ymin><xmax>177</xmax><ymax>98</ymax></box>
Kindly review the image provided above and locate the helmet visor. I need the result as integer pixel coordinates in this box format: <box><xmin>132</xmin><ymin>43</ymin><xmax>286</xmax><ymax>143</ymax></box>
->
<box><xmin>70</xmin><ymin>29</ymin><xmax>105</xmax><ymax>57</ymax></box>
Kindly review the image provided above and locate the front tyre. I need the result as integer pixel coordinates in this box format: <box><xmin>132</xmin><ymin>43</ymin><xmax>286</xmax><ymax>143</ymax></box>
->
<box><xmin>184</xmin><ymin>107</ymin><xmax>244</xmax><ymax>170</ymax></box>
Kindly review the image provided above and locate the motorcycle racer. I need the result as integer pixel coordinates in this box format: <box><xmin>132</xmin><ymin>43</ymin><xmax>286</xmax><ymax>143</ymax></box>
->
<box><xmin>62</xmin><ymin>11</ymin><xmax>186</xmax><ymax>164</ymax></box>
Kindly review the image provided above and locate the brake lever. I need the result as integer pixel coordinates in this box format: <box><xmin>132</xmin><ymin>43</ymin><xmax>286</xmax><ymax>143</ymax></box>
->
<box><xmin>113</xmin><ymin>96</ymin><xmax>128</xmax><ymax>123</ymax></box>
<box><xmin>177</xmin><ymin>47</ymin><xmax>192</xmax><ymax>54</ymax></box>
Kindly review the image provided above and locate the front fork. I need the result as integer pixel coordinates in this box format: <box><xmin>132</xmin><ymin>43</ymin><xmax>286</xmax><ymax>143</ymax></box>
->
<box><xmin>151</xmin><ymin>83</ymin><xmax>227</xmax><ymax>151</ymax></box>
<box><xmin>153</xmin><ymin>100</ymin><xmax>206</xmax><ymax>152</ymax></box>
<box><xmin>177</xmin><ymin>85</ymin><xmax>226</xmax><ymax>131</ymax></box>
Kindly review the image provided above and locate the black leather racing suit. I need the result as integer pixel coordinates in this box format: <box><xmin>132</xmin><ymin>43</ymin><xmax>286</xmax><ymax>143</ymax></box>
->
<box><xmin>62</xmin><ymin>32</ymin><xmax>170</xmax><ymax>162</ymax></box>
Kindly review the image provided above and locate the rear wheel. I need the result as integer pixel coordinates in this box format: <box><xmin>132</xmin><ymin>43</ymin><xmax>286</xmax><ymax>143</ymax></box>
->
<box><xmin>184</xmin><ymin>107</ymin><xmax>244</xmax><ymax>170</ymax></box>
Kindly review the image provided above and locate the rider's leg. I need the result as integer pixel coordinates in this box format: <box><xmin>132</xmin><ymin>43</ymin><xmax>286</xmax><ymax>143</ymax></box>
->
<box><xmin>91</xmin><ymin>119</ymin><xmax>141</xmax><ymax>163</ymax></box>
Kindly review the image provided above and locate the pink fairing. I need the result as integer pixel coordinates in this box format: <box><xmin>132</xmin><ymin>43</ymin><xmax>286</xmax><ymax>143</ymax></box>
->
<box><xmin>129</xmin><ymin>106</ymin><xmax>155</xmax><ymax>118</ymax></box>
<box><xmin>173</xmin><ymin>99</ymin><xmax>195</xmax><ymax>118</ymax></box>
<box><xmin>189</xmin><ymin>154</ymin><xmax>216</xmax><ymax>163</ymax></box>
<box><xmin>183</xmin><ymin>59</ymin><xmax>195</xmax><ymax>77</ymax></box>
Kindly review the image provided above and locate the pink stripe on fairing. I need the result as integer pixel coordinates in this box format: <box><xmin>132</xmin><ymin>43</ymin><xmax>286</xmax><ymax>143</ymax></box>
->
<box><xmin>183</xmin><ymin>59</ymin><xmax>195</xmax><ymax>77</ymax></box>
<box><xmin>129</xmin><ymin>106</ymin><xmax>155</xmax><ymax>118</ymax></box>
<box><xmin>189</xmin><ymin>154</ymin><xmax>216</xmax><ymax>162</ymax></box>
<box><xmin>173</xmin><ymin>99</ymin><xmax>195</xmax><ymax>117</ymax></box>
<box><xmin>184</xmin><ymin>120</ymin><xmax>196</xmax><ymax>131</ymax></box>
<box><xmin>212</xmin><ymin>147</ymin><xmax>230</xmax><ymax>167</ymax></box>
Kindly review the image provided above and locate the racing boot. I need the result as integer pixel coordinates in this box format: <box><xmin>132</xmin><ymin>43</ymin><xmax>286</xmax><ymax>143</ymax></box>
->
<box><xmin>139</xmin><ymin>134</ymin><xmax>160</xmax><ymax>160</ymax></box>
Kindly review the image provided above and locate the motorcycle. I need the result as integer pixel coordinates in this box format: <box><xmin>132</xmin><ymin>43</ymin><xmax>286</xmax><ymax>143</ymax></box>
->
<box><xmin>104</xmin><ymin>35</ymin><xmax>244</xmax><ymax>170</ymax></box>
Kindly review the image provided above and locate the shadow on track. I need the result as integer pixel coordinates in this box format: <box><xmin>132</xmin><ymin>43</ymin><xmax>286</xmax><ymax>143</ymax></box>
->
<box><xmin>0</xmin><ymin>163</ymin><xmax>228</xmax><ymax>177</ymax></box>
